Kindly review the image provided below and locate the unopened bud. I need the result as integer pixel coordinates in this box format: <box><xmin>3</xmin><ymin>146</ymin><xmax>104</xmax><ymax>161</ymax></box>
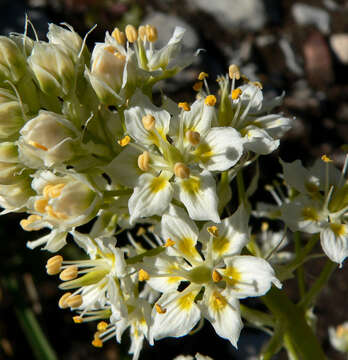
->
<box><xmin>60</xmin><ymin>265</ymin><xmax>78</xmax><ymax>281</ymax></box>
<box><xmin>142</xmin><ymin>114</ymin><xmax>155</xmax><ymax>131</ymax></box>
<box><xmin>125</xmin><ymin>25</ymin><xmax>138</xmax><ymax>43</ymax></box>
<box><xmin>174</xmin><ymin>162</ymin><xmax>190</xmax><ymax>179</ymax></box>
<box><xmin>138</xmin><ymin>151</ymin><xmax>150</xmax><ymax>172</ymax></box>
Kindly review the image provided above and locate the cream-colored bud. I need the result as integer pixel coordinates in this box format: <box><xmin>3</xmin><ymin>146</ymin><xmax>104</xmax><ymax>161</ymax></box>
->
<box><xmin>46</xmin><ymin>255</ymin><xmax>63</xmax><ymax>275</ymax></box>
<box><xmin>0</xmin><ymin>101</ymin><xmax>24</xmax><ymax>140</ymax></box>
<box><xmin>58</xmin><ymin>292</ymin><xmax>72</xmax><ymax>309</ymax></box>
<box><xmin>142</xmin><ymin>114</ymin><xmax>156</xmax><ymax>131</ymax></box>
<box><xmin>228</xmin><ymin>64</ymin><xmax>241</xmax><ymax>80</ymax></box>
<box><xmin>138</xmin><ymin>151</ymin><xmax>150</xmax><ymax>172</ymax></box>
<box><xmin>174</xmin><ymin>163</ymin><xmax>190</xmax><ymax>179</ymax></box>
<box><xmin>0</xmin><ymin>142</ymin><xmax>18</xmax><ymax>162</ymax></box>
<box><xmin>125</xmin><ymin>25</ymin><xmax>138</xmax><ymax>43</ymax></box>
<box><xmin>111</xmin><ymin>27</ymin><xmax>126</xmax><ymax>46</ymax></box>
<box><xmin>145</xmin><ymin>25</ymin><xmax>158</xmax><ymax>42</ymax></box>
<box><xmin>186</xmin><ymin>130</ymin><xmax>200</xmax><ymax>146</ymax></box>
<box><xmin>66</xmin><ymin>294</ymin><xmax>83</xmax><ymax>308</ymax></box>
<box><xmin>60</xmin><ymin>265</ymin><xmax>78</xmax><ymax>281</ymax></box>
<box><xmin>0</xmin><ymin>178</ymin><xmax>34</xmax><ymax>211</ymax></box>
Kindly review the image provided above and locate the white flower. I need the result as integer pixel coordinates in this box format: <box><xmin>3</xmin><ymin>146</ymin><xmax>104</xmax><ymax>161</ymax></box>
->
<box><xmin>329</xmin><ymin>322</ymin><xmax>348</xmax><ymax>353</ymax></box>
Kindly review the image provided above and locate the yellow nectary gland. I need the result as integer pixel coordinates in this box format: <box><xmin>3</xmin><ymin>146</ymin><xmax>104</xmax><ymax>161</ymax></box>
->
<box><xmin>125</xmin><ymin>24</ymin><xmax>138</xmax><ymax>43</ymax></box>
<box><xmin>229</xmin><ymin>64</ymin><xmax>241</xmax><ymax>80</ymax></box>
<box><xmin>186</xmin><ymin>130</ymin><xmax>200</xmax><ymax>146</ymax></box>
<box><xmin>145</xmin><ymin>24</ymin><xmax>158</xmax><ymax>42</ymax></box>
<box><xmin>111</xmin><ymin>27</ymin><xmax>126</xmax><ymax>46</ymax></box>
<box><xmin>46</xmin><ymin>255</ymin><xmax>63</xmax><ymax>275</ymax></box>
<box><xmin>174</xmin><ymin>162</ymin><xmax>190</xmax><ymax>179</ymax></box>
<box><xmin>138</xmin><ymin>151</ymin><xmax>150</xmax><ymax>172</ymax></box>
<box><xmin>142</xmin><ymin>114</ymin><xmax>156</xmax><ymax>131</ymax></box>
<box><xmin>60</xmin><ymin>265</ymin><xmax>78</xmax><ymax>281</ymax></box>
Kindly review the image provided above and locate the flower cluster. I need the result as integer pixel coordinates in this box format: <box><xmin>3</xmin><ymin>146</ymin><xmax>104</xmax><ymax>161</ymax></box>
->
<box><xmin>3</xmin><ymin>18</ymin><xmax>344</xmax><ymax>360</ymax></box>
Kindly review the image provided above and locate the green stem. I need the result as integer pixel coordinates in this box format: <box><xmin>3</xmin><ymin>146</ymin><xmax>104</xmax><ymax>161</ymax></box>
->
<box><xmin>236</xmin><ymin>169</ymin><xmax>246</xmax><ymax>205</ymax></box>
<box><xmin>262</xmin><ymin>287</ymin><xmax>326</xmax><ymax>359</ymax></box>
<box><xmin>298</xmin><ymin>260</ymin><xmax>337</xmax><ymax>309</ymax></box>
<box><xmin>294</xmin><ymin>232</ymin><xmax>306</xmax><ymax>297</ymax></box>
<box><xmin>240</xmin><ymin>304</ymin><xmax>274</xmax><ymax>327</ymax></box>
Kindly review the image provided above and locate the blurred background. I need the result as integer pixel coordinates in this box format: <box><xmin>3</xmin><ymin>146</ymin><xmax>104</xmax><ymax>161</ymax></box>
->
<box><xmin>1</xmin><ymin>0</ymin><xmax>348</xmax><ymax>359</ymax></box>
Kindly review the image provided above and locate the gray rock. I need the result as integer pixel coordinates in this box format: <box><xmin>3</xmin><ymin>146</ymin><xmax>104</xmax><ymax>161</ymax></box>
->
<box><xmin>188</xmin><ymin>0</ymin><xmax>267</xmax><ymax>31</ymax></box>
<box><xmin>292</xmin><ymin>3</ymin><xmax>330</xmax><ymax>34</ymax></box>
<box><xmin>330</xmin><ymin>34</ymin><xmax>348</xmax><ymax>64</ymax></box>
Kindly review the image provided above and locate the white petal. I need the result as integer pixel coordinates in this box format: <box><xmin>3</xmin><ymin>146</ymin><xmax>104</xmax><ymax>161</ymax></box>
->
<box><xmin>222</xmin><ymin>256</ymin><xmax>281</xmax><ymax>298</ymax></box>
<box><xmin>320</xmin><ymin>225</ymin><xmax>348</xmax><ymax>266</ymax></box>
<box><xmin>200</xmin><ymin>287</ymin><xmax>242</xmax><ymax>348</ymax></box>
<box><xmin>280</xmin><ymin>159</ymin><xmax>312</xmax><ymax>194</ymax></box>
<box><xmin>27</xmin><ymin>230</ymin><xmax>68</xmax><ymax>252</ymax></box>
<box><xmin>175</xmin><ymin>171</ymin><xmax>220</xmax><ymax>223</ymax></box>
<box><xmin>253</xmin><ymin>114</ymin><xmax>292</xmax><ymax>138</ymax></box>
<box><xmin>195</xmin><ymin>127</ymin><xmax>244</xmax><ymax>171</ymax></box>
<box><xmin>243</xmin><ymin>126</ymin><xmax>279</xmax><ymax>155</ymax></box>
<box><xmin>129</xmin><ymin>173</ymin><xmax>173</xmax><ymax>223</ymax></box>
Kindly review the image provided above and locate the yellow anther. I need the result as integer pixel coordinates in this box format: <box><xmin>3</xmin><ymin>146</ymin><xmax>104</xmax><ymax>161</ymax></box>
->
<box><xmin>321</xmin><ymin>154</ymin><xmax>332</xmax><ymax>163</ymax></box>
<box><xmin>178</xmin><ymin>102</ymin><xmax>191</xmax><ymax>111</ymax></box>
<box><xmin>46</xmin><ymin>183</ymin><xmax>65</xmax><ymax>199</ymax></box>
<box><xmin>145</xmin><ymin>24</ymin><xmax>158</xmax><ymax>42</ymax></box>
<box><xmin>138</xmin><ymin>269</ymin><xmax>150</xmax><ymax>281</ymax></box>
<box><xmin>125</xmin><ymin>24</ymin><xmax>138</xmax><ymax>43</ymax></box>
<box><xmin>136</xmin><ymin>227</ymin><xmax>146</xmax><ymax>236</ymax></box>
<box><xmin>137</xmin><ymin>151</ymin><xmax>150</xmax><ymax>172</ymax></box>
<box><xmin>105</xmin><ymin>45</ymin><xmax>116</xmax><ymax>54</ymax></box>
<box><xmin>228</xmin><ymin>64</ymin><xmax>241</xmax><ymax>80</ymax></box>
<box><xmin>186</xmin><ymin>130</ymin><xmax>201</xmax><ymax>146</ymax></box>
<box><xmin>60</xmin><ymin>265</ymin><xmax>78</xmax><ymax>281</ymax></box>
<box><xmin>45</xmin><ymin>205</ymin><xmax>68</xmax><ymax>220</ymax></box>
<box><xmin>28</xmin><ymin>140</ymin><xmax>48</xmax><ymax>151</ymax></box>
<box><xmin>118</xmin><ymin>135</ymin><xmax>131</xmax><ymax>147</ymax></box>
<box><xmin>207</xmin><ymin>225</ymin><xmax>219</xmax><ymax>237</ymax></box>
<box><xmin>198</xmin><ymin>72</ymin><xmax>208</xmax><ymax>80</ymax></box>
<box><xmin>231</xmin><ymin>88</ymin><xmax>242</xmax><ymax>100</ymax></box>
<box><xmin>138</xmin><ymin>25</ymin><xmax>146</xmax><ymax>41</ymax></box>
<box><xmin>20</xmin><ymin>215</ymin><xmax>42</xmax><ymax>231</ymax></box>
<box><xmin>34</xmin><ymin>198</ymin><xmax>48</xmax><ymax>213</ymax></box>
<box><xmin>155</xmin><ymin>303</ymin><xmax>167</xmax><ymax>314</ymax></box>
<box><xmin>164</xmin><ymin>238</ymin><xmax>176</xmax><ymax>247</ymax></box>
<box><xmin>58</xmin><ymin>292</ymin><xmax>72</xmax><ymax>309</ymax></box>
<box><xmin>73</xmin><ymin>316</ymin><xmax>83</xmax><ymax>323</ymax></box>
<box><xmin>337</xmin><ymin>325</ymin><xmax>346</xmax><ymax>337</ymax></box>
<box><xmin>114</xmin><ymin>52</ymin><xmax>126</xmax><ymax>61</ymax></box>
<box><xmin>111</xmin><ymin>27</ymin><xmax>126</xmax><ymax>46</ymax></box>
<box><xmin>66</xmin><ymin>294</ymin><xmax>83</xmax><ymax>308</ymax></box>
<box><xmin>193</xmin><ymin>81</ymin><xmax>203</xmax><ymax>91</ymax></box>
<box><xmin>251</xmin><ymin>81</ymin><xmax>263</xmax><ymax>89</ymax></box>
<box><xmin>92</xmin><ymin>338</ymin><xmax>103</xmax><ymax>348</ymax></box>
<box><xmin>212</xmin><ymin>270</ymin><xmax>222</xmax><ymax>283</ymax></box>
<box><xmin>97</xmin><ymin>321</ymin><xmax>108</xmax><ymax>332</ymax></box>
<box><xmin>204</xmin><ymin>95</ymin><xmax>217</xmax><ymax>106</ymax></box>
<box><xmin>174</xmin><ymin>162</ymin><xmax>190</xmax><ymax>179</ymax></box>
<box><xmin>142</xmin><ymin>114</ymin><xmax>156</xmax><ymax>131</ymax></box>
<box><xmin>261</xmin><ymin>222</ymin><xmax>269</xmax><ymax>232</ymax></box>
<box><xmin>46</xmin><ymin>255</ymin><xmax>63</xmax><ymax>275</ymax></box>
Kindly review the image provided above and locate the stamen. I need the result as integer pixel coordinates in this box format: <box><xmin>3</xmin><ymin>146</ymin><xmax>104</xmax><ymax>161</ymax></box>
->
<box><xmin>118</xmin><ymin>135</ymin><xmax>131</xmax><ymax>147</ymax></box>
<box><xmin>34</xmin><ymin>198</ymin><xmax>48</xmax><ymax>213</ymax></box>
<box><xmin>92</xmin><ymin>337</ymin><xmax>103</xmax><ymax>348</ymax></box>
<box><xmin>178</xmin><ymin>102</ymin><xmax>191</xmax><ymax>111</ymax></box>
<box><xmin>58</xmin><ymin>292</ymin><xmax>72</xmax><ymax>309</ymax></box>
<box><xmin>193</xmin><ymin>81</ymin><xmax>203</xmax><ymax>91</ymax></box>
<box><xmin>111</xmin><ymin>28</ymin><xmax>126</xmax><ymax>46</ymax></box>
<box><xmin>164</xmin><ymin>238</ymin><xmax>175</xmax><ymax>247</ymax></box>
<box><xmin>204</xmin><ymin>95</ymin><xmax>217</xmax><ymax>106</ymax></box>
<box><xmin>137</xmin><ymin>151</ymin><xmax>150</xmax><ymax>172</ymax></box>
<box><xmin>145</xmin><ymin>24</ymin><xmax>158</xmax><ymax>42</ymax></box>
<box><xmin>73</xmin><ymin>316</ymin><xmax>83</xmax><ymax>323</ymax></box>
<box><xmin>155</xmin><ymin>303</ymin><xmax>167</xmax><ymax>314</ymax></box>
<box><xmin>46</xmin><ymin>183</ymin><xmax>65</xmax><ymax>198</ymax></box>
<box><xmin>28</xmin><ymin>140</ymin><xmax>48</xmax><ymax>151</ymax></box>
<box><xmin>97</xmin><ymin>321</ymin><xmax>108</xmax><ymax>332</ymax></box>
<box><xmin>231</xmin><ymin>88</ymin><xmax>242</xmax><ymax>100</ymax></box>
<box><xmin>20</xmin><ymin>215</ymin><xmax>42</xmax><ymax>231</ymax></box>
<box><xmin>136</xmin><ymin>227</ymin><xmax>146</xmax><ymax>236</ymax></box>
<box><xmin>198</xmin><ymin>72</ymin><xmax>208</xmax><ymax>80</ymax></box>
<box><xmin>46</xmin><ymin>255</ymin><xmax>63</xmax><ymax>275</ymax></box>
<box><xmin>60</xmin><ymin>265</ymin><xmax>78</xmax><ymax>281</ymax></box>
<box><xmin>142</xmin><ymin>114</ymin><xmax>155</xmax><ymax>131</ymax></box>
<box><xmin>174</xmin><ymin>162</ymin><xmax>190</xmax><ymax>179</ymax></box>
<box><xmin>125</xmin><ymin>25</ymin><xmax>138</xmax><ymax>43</ymax></box>
<box><xmin>186</xmin><ymin>130</ymin><xmax>200</xmax><ymax>146</ymax></box>
<box><xmin>66</xmin><ymin>294</ymin><xmax>83</xmax><ymax>308</ymax></box>
<box><xmin>46</xmin><ymin>205</ymin><xmax>68</xmax><ymax>220</ymax></box>
<box><xmin>212</xmin><ymin>270</ymin><xmax>222</xmax><ymax>282</ymax></box>
<box><xmin>261</xmin><ymin>222</ymin><xmax>269</xmax><ymax>232</ymax></box>
<box><xmin>321</xmin><ymin>154</ymin><xmax>332</xmax><ymax>163</ymax></box>
<box><xmin>138</xmin><ymin>25</ymin><xmax>146</xmax><ymax>41</ymax></box>
<box><xmin>207</xmin><ymin>225</ymin><xmax>219</xmax><ymax>237</ymax></box>
<box><xmin>228</xmin><ymin>64</ymin><xmax>241</xmax><ymax>80</ymax></box>
<box><xmin>138</xmin><ymin>269</ymin><xmax>150</xmax><ymax>281</ymax></box>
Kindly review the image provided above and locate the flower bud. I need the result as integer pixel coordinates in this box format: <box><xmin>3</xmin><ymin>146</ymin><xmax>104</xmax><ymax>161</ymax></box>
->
<box><xmin>19</xmin><ymin>111</ymin><xmax>79</xmax><ymax>167</ymax></box>
<box><xmin>0</xmin><ymin>178</ymin><xmax>34</xmax><ymax>211</ymax></box>
<box><xmin>0</xmin><ymin>100</ymin><xmax>25</xmax><ymax>140</ymax></box>
<box><xmin>0</xmin><ymin>162</ymin><xmax>24</xmax><ymax>185</ymax></box>
<box><xmin>0</xmin><ymin>36</ymin><xmax>27</xmax><ymax>82</ymax></box>
<box><xmin>28</xmin><ymin>42</ymin><xmax>75</xmax><ymax>96</ymax></box>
